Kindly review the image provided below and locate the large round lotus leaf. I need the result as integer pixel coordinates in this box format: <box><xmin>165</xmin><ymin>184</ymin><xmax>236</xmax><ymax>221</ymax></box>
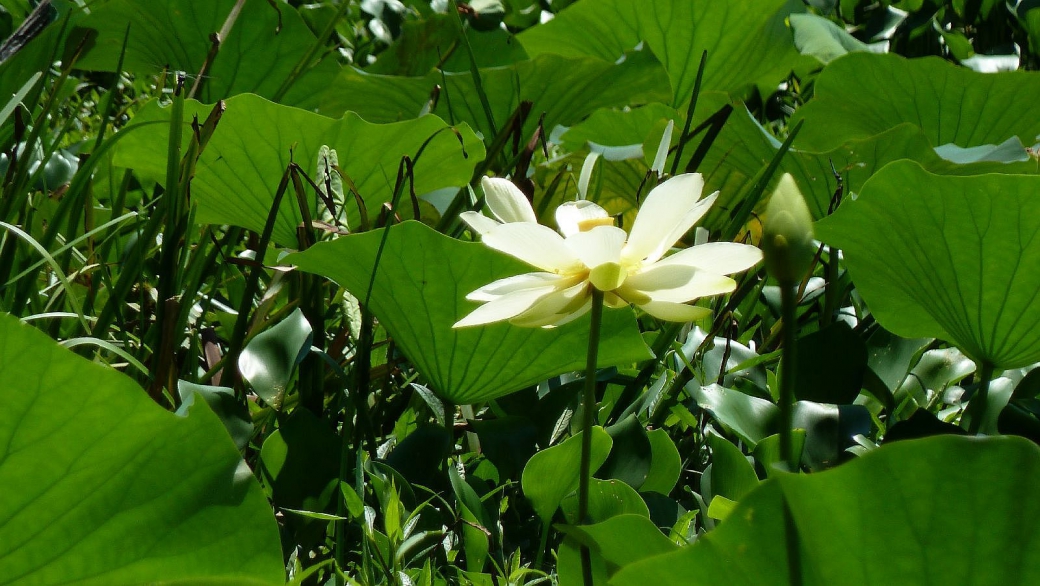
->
<box><xmin>815</xmin><ymin>161</ymin><xmax>1040</xmax><ymax>369</ymax></box>
<box><xmin>791</xmin><ymin>52</ymin><xmax>1040</xmax><ymax>152</ymax></box>
<box><xmin>0</xmin><ymin>313</ymin><xmax>283</xmax><ymax>584</ymax></box>
<box><xmin>285</xmin><ymin>221</ymin><xmax>653</xmax><ymax>404</ymax></box>
<box><xmin>110</xmin><ymin>94</ymin><xmax>484</xmax><ymax>247</ymax></box>
<box><xmin>73</xmin><ymin>0</ymin><xmax>339</xmax><ymax>107</ymax></box>
<box><xmin>517</xmin><ymin>0</ymin><xmax>804</xmax><ymax>104</ymax></box>
<box><xmin>611</xmin><ymin>435</ymin><xmax>1040</xmax><ymax>585</ymax></box>
<box><xmin>308</xmin><ymin>51</ymin><xmax>671</xmax><ymax>143</ymax></box>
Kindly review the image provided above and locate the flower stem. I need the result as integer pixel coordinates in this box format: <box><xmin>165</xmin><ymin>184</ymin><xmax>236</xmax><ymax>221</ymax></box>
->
<box><xmin>967</xmin><ymin>361</ymin><xmax>995</xmax><ymax>434</ymax></box>
<box><xmin>779</xmin><ymin>282</ymin><xmax>799</xmax><ymax>471</ymax></box>
<box><xmin>578</xmin><ymin>288</ymin><xmax>604</xmax><ymax>586</ymax></box>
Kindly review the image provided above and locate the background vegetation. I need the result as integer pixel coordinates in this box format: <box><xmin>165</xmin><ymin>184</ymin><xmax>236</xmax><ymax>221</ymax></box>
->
<box><xmin>1</xmin><ymin>0</ymin><xmax>1040</xmax><ymax>584</ymax></box>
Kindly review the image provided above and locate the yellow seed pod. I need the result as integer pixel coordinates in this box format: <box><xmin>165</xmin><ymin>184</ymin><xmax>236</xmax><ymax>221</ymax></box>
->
<box><xmin>762</xmin><ymin>174</ymin><xmax>815</xmax><ymax>284</ymax></box>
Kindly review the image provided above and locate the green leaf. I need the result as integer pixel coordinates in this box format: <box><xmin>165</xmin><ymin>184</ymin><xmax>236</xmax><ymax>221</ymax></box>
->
<box><xmin>259</xmin><ymin>408</ymin><xmax>341</xmax><ymax>513</ymax></box>
<box><xmin>791</xmin><ymin>52</ymin><xmax>1040</xmax><ymax>152</ymax></box>
<box><xmin>705</xmin><ymin>495</ymin><xmax>738</xmax><ymax>521</ymax></box>
<box><xmin>558</xmin><ymin>103</ymin><xmax>680</xmax><ymax>155</ymax></box>
<box><xmin>0</xmin><ymin>313</ymin><xmax>282</xmax><ymax>584</ymax></box>
<box><xmin>560</xmin><ymin>514</ymin><xmax>677</xmax><ymax>573</ymax></box>
<box><xmin>815</xmin><ymin>161</ymin><xmax>1040</xmax><ymax>369</ymax></box>
<box><xmin>688</xmin><ymin>97</ymin><xmax>1039</xmax><ymax>227</ymax></box>
<box><xmin>471</xmin><ymin>416</ymin><xmax>538</xmax><ymax>479</ymax></box>
<box><xmin>286</xmin><ymin>222</ymin><xmax>653</xmax><ymax>404</ymax></box>
<box><xmin>789</xmin><ymin>13</ymin><xmax>883</xmax><ymax>64</ymax></box>
<box><xmin>176</xmin><ymin>381</ymin><xmax>253</xmax><ymax>450</ymax></box>
<box><xmin>561</xmin><ymin>478</ymin><xmax>650</xmax><ymax>523</ymax></box>
<box><xmin>385</xmin><ymin>424</ymin><xmax>453</xmax><ymax>488</ymax></box>
<box><xmin>368</xmin><ymin>14</ymin><xmax>529</xmax><ymax>76</ymax></box>
<box><xmin>309</xmin><ymin>52</ymin><xmax>671</xmax><ymax>139</ymax></box>
<box><xmin>706</xmin><ymin>433</ymin><xmax>759</xmax><ymax>502</ymax></box>
<box><xmin>448</xmin><ymin>464</ymin><xmax>491</xmax><ymax>573</ymax></box>
<box><xmin>517</xmin><ymin>0</ymin><xmax>804</xmax><ymax>104</ymax></box>
<box><xmin>793</xmin><ymin>322</ymin><xmax>867</xmax><ymax>404</ymax></box>
<box><xmin>521</xmin><ymin>427</ymin><xmax>612</xmax><ymax>524</ymax></box>
<box><xmin>612</xmin><ymin>435</ymin><xmax>1040</xmax><ymax>585</ymax></box>
<box><xmin>239</xmin><ymin>307</ymin><xmax>313</xmax><ymax>409</ymax></box>
<box><xmin>641</xmin><ymin>428</ymin><xmax>682</xmax><ymax>495</ymax></box>
<box><xmin>691</xmin><ymin>383</ymin><xmax>779</xmax><ymax>448</ymax></box>
<box><xmin>598</xmin><ymin>414</ymin><xmax>652</xmax><ymax>489</ymax></box>
<box><xmin>112</xmin><ymin>94</ymin><xmax>483</xmax><ymax>246</ymax></box>
<box><xmin>74</xmin><ymin>0</ymin><xmax>340</xmax><ymax>106</ymax></box>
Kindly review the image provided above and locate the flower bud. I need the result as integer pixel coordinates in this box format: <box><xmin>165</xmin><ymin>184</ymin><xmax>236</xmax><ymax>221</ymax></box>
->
<box><xmin>761</xmin><ymin>174</ymin><xmax>815</xmax><ymax>284</ymax></box>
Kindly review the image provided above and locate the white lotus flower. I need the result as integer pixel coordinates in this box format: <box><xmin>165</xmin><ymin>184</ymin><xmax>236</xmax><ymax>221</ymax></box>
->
<box><xmin>454</xmin><ymin>174</ymin><xmax>762</xmax><ymax>328</ymax></box>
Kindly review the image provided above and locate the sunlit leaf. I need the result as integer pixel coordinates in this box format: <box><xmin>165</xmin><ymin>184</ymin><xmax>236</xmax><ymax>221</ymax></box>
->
<box><xmin>522</xmin><ymin>427</ymin><xmax>613</xmax><ymax>524</ymax></box>
<box><xmin>111</xmin><ymin>94</ymin><xmax>484</xmax><ymax>246</ymax></box>
<box><xmin>815</xmin><ymin>161</ymin><xmax>1040</xmax><ymax>369</ymax></box>
<box><xmin>305</xmin><ymin>52</ymin><xmax>671</xmax><ymax>139</ymax></box>
<box><xmin>789</xmin><ymin>13</ymin><xmax>885</xmax><ymax>64</ymax></box>
<box><xmin>0</xmin><ymin>314</ymin><xmax>282</xmax><ymax>584</ymax></box>
<box><xmin>517</xmin><ymin>0</ymin><xmax>804</xmax><ymax>104</ymax></box>
<box><xmin>239</xmin><ymin>307</ymin><xmax>312</xmax><ymax>409</ymax></box>
<box><xmin>791</xmin><ymin>52</ymin><xmax>1040</xmax><ymax>152</ymax></box>
<box><xmin>75</xmin><ymin>0</ymin><xmax>340</xmax><ymax>107</ymax></box>
<box><xmin>285</xmin><ymin>221</ymin><xmax>653</xmax><ymax>404</ymax></box>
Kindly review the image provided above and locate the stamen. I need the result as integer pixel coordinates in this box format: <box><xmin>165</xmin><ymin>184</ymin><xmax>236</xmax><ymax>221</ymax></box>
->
<box><xmin>577</xmin><ymin>217</ymin><xmax>615</xmax><ymax>231</ymax></box>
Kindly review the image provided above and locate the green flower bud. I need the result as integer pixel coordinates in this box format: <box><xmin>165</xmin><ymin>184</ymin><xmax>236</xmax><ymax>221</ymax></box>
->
<box><xmin>762</xmin><ymin>174</ymin><xmax>815</xmax><ymax>284</ymax></box>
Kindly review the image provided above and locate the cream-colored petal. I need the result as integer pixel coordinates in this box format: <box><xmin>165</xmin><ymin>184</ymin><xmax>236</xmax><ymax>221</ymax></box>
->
<box><xmin>544</xmin><ymin>297</ymin><xmax>594</xmax><ymax>330</ymax></box>
<box><xmin>623</xmin><ymin>264</ymin><xmax>736</xmax><ymax>303</ymax></box>
<box><xmin>460</xmin><ymin>211</ymin><xmax>501</xmax><ymax>236</ymax></box>
<box><xmin>625</xmin><ymin>174</ymin><xmax>719</xmax><ymax>264</ymax></box>
<box><xmin>453</xmin><ymin>286</ymin><xmax>554</xmax><ymax>328</ymax></box>
<box><xmin>483</xmin><ymin>223</ymin><xmax>583</xmax><ymax>273</ymax></box>
<box><xmin>656</xmin><ymin>242</ymin><xmax>763</xmax><ymax>275</ymax></box>
<box><xmin>515</xmin><ymin>296</ymin><xmax>593</xmax><ymax>328</ymax></box>
<box><xmin>638</xmin><ymin>300</ymin><xmax>712</xmax><ymax>322</ymax></box>
<box><xmin>566</xmin><ymin>226</ymin><xmax>628</xmax><ymax>291</ymax></box>
<box><xmin>509</xmin><ymin>281</ymin><xmax>591</xmax><ymax>327</ymax></box>
<box><xmin>482</xmin><ymin>177</ymin><xmax>537</xmax><ymax>224</ymax></box>
<box><xmin>564</xmin><ymin>225</ymin><xmax>626</xmax><ymax>280</ymax></box>
<box><xmin>602</xmin><ymin>291</ymin><xmax>629</xmax><ymax>308</ymax></box>
<box><xmin>555</xmin><ymin>200</ymin><xmax>611</xmax><ymax>237</ymax></box>
<box><xmin>650</xmin><ymin>119</ymin><xmax>674</xmax><ymax>175</ymax></box>
<box><xmin>465</xmin><ymin>272</ymin><xmax>568</xmax><ymax>302</ymax></box>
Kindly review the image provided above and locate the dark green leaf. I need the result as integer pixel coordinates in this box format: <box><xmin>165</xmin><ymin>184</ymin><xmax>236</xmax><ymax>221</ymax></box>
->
<box><xmin>613</xmin><ymin>436</ymin><xmax>1040</xmax><ymax>585</ymax></box>
<box><xmin>707</xmin><ymin>432</ymin><xmax>759</xmax><ymax>501</ymax></box>
<box><xmin>641</xmin><ymin>428</ymin><xmax>682</xmax><ymax>495</ymax></box>
<box><xmin>794</xmin><ymin>321</ymin><xmax>867</xmax><ymax>404</ymax></box>
<box><xmin>598</xmin><ymin>414</ymin><xmax>652</xmax><ymax>489</ymax></box>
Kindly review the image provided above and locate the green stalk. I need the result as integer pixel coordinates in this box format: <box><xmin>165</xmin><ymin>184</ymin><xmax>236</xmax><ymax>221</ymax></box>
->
<box><xmin>967</xmin><ymin>361</ymin><xmax>995</xmax><ymax>434</ymax></box>
<box><xmin>446</xmin><ymin>0</ymin><xmax>497</xmax><ymax>137</ymax></box>
<box><xmin>778</xmin><ymin>282</ymin><xmax>799</xmax><ymax>470</ymax></box>
<box><xmin>578</xmin><ymin>288</ymin><xmax>605</xmax><ymax>586</ymax></box>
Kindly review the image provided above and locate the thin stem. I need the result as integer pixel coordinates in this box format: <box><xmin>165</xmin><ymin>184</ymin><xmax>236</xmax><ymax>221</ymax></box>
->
<box><xmin>779</xmin><ymin>282</ymin><xmax>799</xmax><ymax>471</ymax></box>
<box><xmin>578</xmin><ymin>288</ymin><xmax>604</xmax><ymax>586</ymax></box>
<box><xmin>967</xmin><ymin>361</ymin><xmax>996</xmax><ymax>434</ymax></box>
